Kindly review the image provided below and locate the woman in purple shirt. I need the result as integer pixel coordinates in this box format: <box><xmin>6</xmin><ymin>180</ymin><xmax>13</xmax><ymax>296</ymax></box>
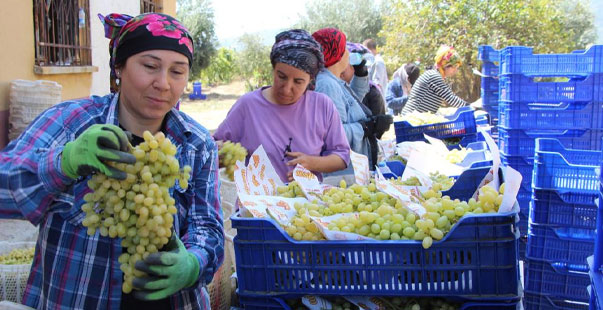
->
<box><xmin>214</xmin><ymin>29</ymin><xmax>350</xmax><ymax>182</ymax></box>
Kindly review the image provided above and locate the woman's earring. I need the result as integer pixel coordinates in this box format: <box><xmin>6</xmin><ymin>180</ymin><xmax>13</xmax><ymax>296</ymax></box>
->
<box><xmin>115</xmin><ymin>71</ymin><xmax>121</xmax><ymax>85</ymax></box>
<box><xmin>115</xmin><ymin>78</ymin><xmax>120</xmax><ymax>86</ymax></box>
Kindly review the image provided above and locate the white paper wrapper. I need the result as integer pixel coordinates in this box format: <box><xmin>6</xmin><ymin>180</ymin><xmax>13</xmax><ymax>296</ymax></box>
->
<box><xmin>377</xmin><ymin>139</ymin><xmax>396</xmax><ymax>162</ymax></box>
<box><xmin>233</xmin><ymin>145</ymin><xmax>284</xmax><ymax>196</ymax></box>
<box><xmin>292</xmin><ymin>164</ymin><xmax>332</xmax><ymax>200</ymax></box>
<box><xmin>351</xmin><ymin>151</ymin><xmax>370</xmax><ymax>186</ymax></box>
<box><xmin>424</xmin><ymin>134</ymin><xmax>450</xmax><ymax>154</ymax></box>
<box><xmin>375</xmin><ymin>169</ymin><xmax>427</xmax><ymax>217</ymax></box>
<box><xmin>237</xmin><ymin>193</ymin><xmax>307</xmax><ymax>225</ymax></box>
<box><xmin>302</xmin><ymin>296</ymin><xmax>334</xmax><ymax>310</ymax></box>
<box><xmin>473</xmin><ymin>128</ymin><xmax>501</xmax><ymax>199</ymax></box>
<box><xmin>403</xmin><ymin>149</ymin><xmax>464</xmax><ymax>178</ymax></box>
<box><xmin>499</xmin><ymin>165</ymin><xmax>522</xmax><ymax>213</ymax></box>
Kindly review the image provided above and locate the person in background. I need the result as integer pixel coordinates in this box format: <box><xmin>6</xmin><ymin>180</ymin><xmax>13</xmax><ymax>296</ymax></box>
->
<box><xmin>363</xmin><ymin>38</ymin><xmax>389</xmax><ymax>94</ymax></box>
<box><xmin>0</xmin><ymin>13</ymin><xmax>223</xmax><ymax>309</ymax></box>
<box><xmin>402</xmin><ymin>45</ymin><xmax>468</xmax><ymax>114</ymax></box>
<box><xmin>385</xmin><ymin>63</ymin><xmax>420</xmax><ymax>115</ymax></box>
<box><xmin>213</xmin><ymin>29</ymin><xmax>350</xmax><ymax>182</ymax></box>
<box><xmin>312</xmin><ymin>28</ymin><xmax>374</xmax><ymax>168</ymax></box>
<box><xmin>341</xmin><ymin>42</ymin><xmax>393</xmax><ymax>168</ymax></box>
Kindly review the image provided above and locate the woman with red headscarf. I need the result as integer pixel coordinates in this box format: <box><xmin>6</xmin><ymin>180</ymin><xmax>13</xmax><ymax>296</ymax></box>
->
<box><xmin>312</xmin><ymin>28</ymin><xmax>390</xmax><ymax>169</ymax></box>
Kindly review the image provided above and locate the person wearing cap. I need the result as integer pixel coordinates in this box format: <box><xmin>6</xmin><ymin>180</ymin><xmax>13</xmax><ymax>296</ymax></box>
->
<box><xmin>340</xmin><ymin>42</ymin><xmax>393</xmax><ymax>168</ymax></box>
<box><xmin>385</xmin><ymin>63</ymin><xmax>420</xmax><ymax>115</ymax></box>
<box><xmin>312</xmin><ymin>28</ymin><xmax>387</xmax><ymax>168</ymax></box>
<box><xmin>402</xmin><ymin>45</ymin><xmax>468</xmax><ymax>114</ymax></box>
<box><xmin>214</xmin><ymin>29</ymin><xmax>350</xmax><ymax>182</ymax></box>
<box><xmin>0</xmin><ymin>13</ymin><xmax>223</xmax><ymax>309</ymax></box>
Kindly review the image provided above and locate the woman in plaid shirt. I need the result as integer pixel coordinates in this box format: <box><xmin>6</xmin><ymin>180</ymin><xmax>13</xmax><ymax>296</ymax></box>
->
<box><xmin>0</xmin><ymin>13</ymin><xmax>223</xmax><ymax>310</ymax></box>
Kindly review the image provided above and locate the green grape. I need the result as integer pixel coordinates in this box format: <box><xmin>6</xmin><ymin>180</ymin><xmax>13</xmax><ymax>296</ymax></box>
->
<box><xmin>83</xmin><ymin>130</ymin><xmax>190</xmax><ymax>293</ymax></box>
<box><xmin>0</xmin><ymin>247</ymin><xmax>35</xmax><ymax>265</ymax></box>
<box><xmin>218</xmin><ymin>141</ymin><xmax>248</xmax><ymax>181</ymax></box>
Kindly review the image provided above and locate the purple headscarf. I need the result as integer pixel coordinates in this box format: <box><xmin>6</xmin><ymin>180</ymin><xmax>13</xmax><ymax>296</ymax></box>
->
<box><xmin>270</xmin><ymin>29</ymin><xmax>324</xmax><ymax>78</ymax></box>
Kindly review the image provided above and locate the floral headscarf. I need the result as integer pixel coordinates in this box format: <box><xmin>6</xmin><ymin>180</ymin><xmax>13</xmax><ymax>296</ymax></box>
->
<box><xmin>312</xmin><ymin>28</ymin><xmax>347</xmax><ymax>68</ymax></box>
<box><xmin>99</xmin><ymin>13</ymin><xmax>194</xmax><ymax>78</ymax></box>
<box><xmin>270</xmin><ymin>29</ymin><xmax>324</xmax><ymax>79</ymax></box>
<box><xmin>434</xmin><ymin>45</ymin><xmax>462</xmax><ymax>72</ymax></box>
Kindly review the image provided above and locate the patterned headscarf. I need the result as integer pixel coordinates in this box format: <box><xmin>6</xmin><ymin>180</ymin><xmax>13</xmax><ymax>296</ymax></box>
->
<box><xmin>434</xmin><ymin>45</ymin><xmax>462</xmax><ymax>72</ymax></box>
<box><xmin>99</xmin><ymin>13</ymin><xmax>194</xmax><ymax>78</ymax></box>
<box><xmin>270</xmin><ymin>29</ymin><xmax>324</xmax><ymax>79</ymax></box>
<box><xmin>312</xmin><ymin>28</ymin><xmax>347</xmax><ymax>68</ymax></box>
<box><xmin>346</xmin><ymin>42</ymin><xmax>370</xmax><ymax>55</ymax></box>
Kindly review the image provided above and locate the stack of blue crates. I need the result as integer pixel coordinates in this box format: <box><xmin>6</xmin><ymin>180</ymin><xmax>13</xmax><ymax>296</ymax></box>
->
<box><xmin>477</xmin><ymin>45</ymin><xmax>501</xmax><ymax>140</ymax></box>
<box><xmin>524</xmin><ymin>138</ymin><xmax>599</xmax><ymax>309</ymax></box>
<box><xmin>496</xmin><ymin>45</ymin><xmax>603</xmax><ymax>261</ymax></box>
<box><xmin>587</xmin><ymin>145</ymin><xmax>603</xmax><ymax>310</ymax></box>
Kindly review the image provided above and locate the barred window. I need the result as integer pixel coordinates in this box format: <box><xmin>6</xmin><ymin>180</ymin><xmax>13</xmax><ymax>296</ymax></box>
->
<box><xmin>33</xmin><ymin>0</ymin><xmax>91</xmax><ymax>67</ymax></box>
<box><xmin>141</xmin><ymin>0</ymin><xmax>162</xmax><ymax>13</ymax></box>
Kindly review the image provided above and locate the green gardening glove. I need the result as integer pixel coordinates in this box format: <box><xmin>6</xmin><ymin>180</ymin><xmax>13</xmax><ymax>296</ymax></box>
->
<box><xmin>61</xmin><ymin>124</ymin><xmax>136</xmax><ymax>180</ymax></box>
<box><xmin>132</xmin><ymin>235</ymin><xmax>201</xmax><ymax>301</ymax></box>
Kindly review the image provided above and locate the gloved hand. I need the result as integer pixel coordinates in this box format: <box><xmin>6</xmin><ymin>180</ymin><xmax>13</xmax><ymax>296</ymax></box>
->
<box><xmin>374</xmin><ymin>114</ymin><xmax>393</xmax><ymax>137</ymax></box>
<box><xmin>353</xmin><ymin>59</ymin><xmax>368</xmax><ymax>77</ymax></box>
<box><xmin>361</xmin><ymin>117</ymin><xmax>376</xmax><ymax>138</ymax></box>
<box><xmin>61</xmin><ymin>124</ymin><xmax>135</xmax><ymax>180</ymax></box>
<box><xmin>132</xmin><ymin>235</ymin><xmax>201</xmax><ymax>301</ymax></box>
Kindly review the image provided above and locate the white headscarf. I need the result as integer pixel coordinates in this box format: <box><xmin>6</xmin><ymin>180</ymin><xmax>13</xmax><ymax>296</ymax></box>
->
<box><xmin>392</xmin><ymin>65</ymin><xmax>412</xmax><ymax>95</ymax></box>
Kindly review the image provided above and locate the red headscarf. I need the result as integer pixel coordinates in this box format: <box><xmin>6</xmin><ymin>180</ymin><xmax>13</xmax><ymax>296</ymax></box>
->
<box><xmin>311</xmin><ymin>28</ymin><xmax>347</xmax><ymax>68</ymax></box>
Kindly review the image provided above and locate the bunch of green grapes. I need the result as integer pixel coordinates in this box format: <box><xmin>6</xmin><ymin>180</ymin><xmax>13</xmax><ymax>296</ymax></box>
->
<box><xmin>399</xmin><ymin>111</ymin><xmax>448</xmax><ymax>126</ymax></box>
<box><xmin>276</xmin><ymin>181</ymin><xmax>305</xmax><ymax>198</ymax></box>
<box><xmin>331</xmin><ymin>297</ymin><xmax>357</xmax><ymax>310</ymax></box>
<box><xmin>386</xmin><ymin>297</ymin><xmax>460</xmax><ymax>310</ymax></box>
<box><xmin>82</xmin><ymin>131</ymin><xmax>191</xmax><ymax>293</ymax></box>
<box><xmin>282</xmin><ymin>203</ymin><xmax>324</xmax><ymax>241</ymax></box>
<box><xmin>329</xmin><ymin>182</ymin><xmax>505</xmax><ymax>249</ymax></box>
<box><xmin>218</xmin><ymin>141</ymin><xmax>247</xmax><ymax>181</ymax></box>
<box><xmin>445</xmin><ymin>147</ymin><xmax>471</xmax><ymax>164</ymax></box>
<box><xmin>389</xmin><ymin>172</ymin><xmax>454</xmax><ymax>191</ymax></box>
<box><xmin>0</xmin><ymin>247</ymin><xmax>35</xmax><ymax>265</ymax></box>
<box><xmin>429</xmin><ymin>172</ymin><xmax>455</xmax><ymax>191</ymax></box>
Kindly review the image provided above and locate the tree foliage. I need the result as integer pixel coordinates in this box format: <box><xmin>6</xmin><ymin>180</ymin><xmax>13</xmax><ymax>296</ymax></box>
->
<box><xmin>236</xmin><ymin>34</ymin><xmax>273</xmax><ymax>92</ymax></box>
<box><xmin>177</xmin><ymin>0</ymin><xmax>217</xmax><ymax>80</ymax></box>
<box><xmin>199</xmin><ymin>48</ymin><xmax>238</xmax><ymax>86</ymax></box>
<box><xmin>296</xmin><ymin>0</ymin><xmax>384</xmax><ymax>43</ymax></box>
<box><xmin>380</xmin><ymin>0</ymin><xmax>597</xmax><ymax>101</ymax></box>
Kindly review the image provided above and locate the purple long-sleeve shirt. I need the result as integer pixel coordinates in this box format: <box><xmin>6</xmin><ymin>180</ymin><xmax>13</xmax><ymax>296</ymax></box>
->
<box><xmin>214</xmin><ymin>87</ymin><xmax>351</xmax><ymax>182</ymax></box>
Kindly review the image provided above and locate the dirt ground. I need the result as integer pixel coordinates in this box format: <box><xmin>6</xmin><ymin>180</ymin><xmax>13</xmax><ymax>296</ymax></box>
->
<box><xmin>179</xmin><ymin>80</ymin><xmax>247</xmax><ymax>131</ymax></box>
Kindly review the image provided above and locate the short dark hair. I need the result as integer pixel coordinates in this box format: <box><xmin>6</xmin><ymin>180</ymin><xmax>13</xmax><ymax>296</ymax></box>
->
<box><xmin>363</xmin><ymin>39</ymin><xmax>377</xmax><ymax>50</ymax></box>
<box><xmin>404</xmin><ymin>63</ymin><xmax>421</xmax><ymax>85</ymax></box>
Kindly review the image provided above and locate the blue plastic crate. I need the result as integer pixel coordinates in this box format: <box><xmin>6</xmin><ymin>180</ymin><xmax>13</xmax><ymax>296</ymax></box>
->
<box><xmin>498</xmin><ymin>127</ymin><xmax>603</xmax><ymax>157</ymax></box>
<box><xmin>527</xmin><ymin>224</ymin><xmax>595</xmax><ymax>272</ymax></box>
<box><xmin>517</xmin><ymin>196</ymin><xmax>530</xmax><ymax>235</ymax></box>
<box><xmin>481</xmin><ymin>89</ymin><xmax>499</xmax><ymax>110</ymax></box>
<box><xmin>588</xmin><ymin>256</ymin><xmax>603</xmax><ymax>310</ymax></box>
<box><xmin>531</xmin><ymin>189</ymin><xmax>598</xmax><ymax>229</ymax></box>
<box><xmin>500</xmin><ymin>154</ymin><xmax>533</xmax><ymax>188</ymax></box>
<box><xmin>479</xmin><ymin>45</ymin><xmax>501</xmax><ymax>63</ymax></box>
<box><xmin>394</xmin><ymin>107</ymin><xmax>477</xmax><ymax>144</ymax></box>
<box><xmin>500</xmin><ymin>45</ymin><xmax>603</xmax><ymax>77</ymax></box>
<box><xmin>499</xmin><ymin>101</ymin><xmax>603</xmax><ymax>130</ymax></box>
<box><xmin>482</xmin><ymin>62</ymin><xmax>500</xmax><ymax>77</ymax></box>
<box><xmin>238</xmin><ymin>293</ymin><xmax>521</xmax><ymax>310</ymax></box>
<box><xmin>481</xmin><ymin>76</ymin><xmax>499</xmax><ymax>92</ymax></box>
<box><xmin>594</xmin><ymin>190</ymin><xmax>603</xmax><ymax>274</ymax></box>
<box><xmin>523</xmin><ymin>291</ymin><xmax>590</xmax><ymax>310</ymax></box>
<box><xmin>524</xmin><ymin>258</ymin><xmax>591</xmax><ymax>302</ymax></box>
<box><xmin>533</xmin><ymin>138</ymin><xmax>601</xmax><ymax>194</ymax></box>
<box><xmin>231</xmin><ymin>204</ymin><xmax>520</xmax><ymax>297</ymax></box>
<box><xmin>500</xmin><ymin>74</ymin><xmax>603</xmax><ymax>103</ymax></box>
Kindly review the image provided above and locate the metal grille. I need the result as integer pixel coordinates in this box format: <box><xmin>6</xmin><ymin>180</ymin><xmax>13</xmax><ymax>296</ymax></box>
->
<box><xmin>141</xmin><ymin>0</ymin><xmax>162</xmax><ymax>13</ymax></box>
<box><xmin>33</xmin><ymin>0</ymin><xmax>91</xmax><ymax>66</ymax></box>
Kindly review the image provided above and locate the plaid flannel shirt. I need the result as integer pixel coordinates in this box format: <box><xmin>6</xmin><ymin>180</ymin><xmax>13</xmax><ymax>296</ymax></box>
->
<box><xmin>0</xmin><ymin>93</ymin><xmax>224</xmax><ymax>310</ymax></box>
